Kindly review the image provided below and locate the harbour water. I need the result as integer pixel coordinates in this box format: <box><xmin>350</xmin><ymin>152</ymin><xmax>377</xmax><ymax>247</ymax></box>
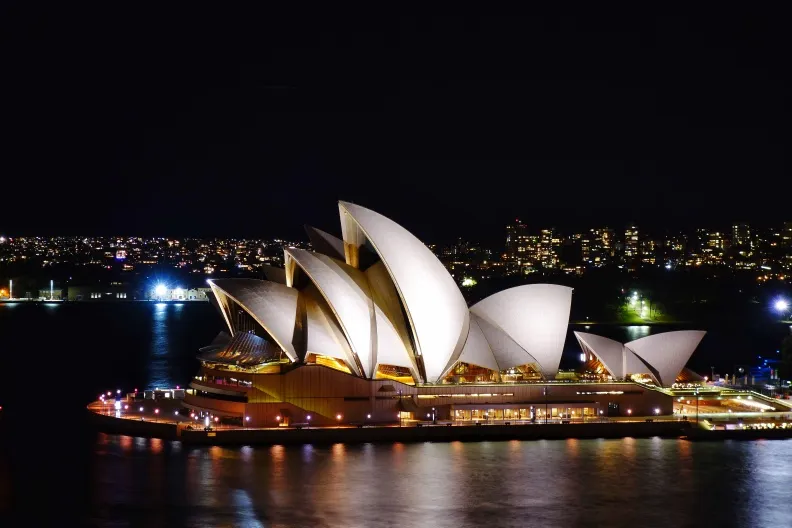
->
<box><xmin>1</xmin><ymin>303</ymin><xmax>790</xmax><ymax>526</ymax></box>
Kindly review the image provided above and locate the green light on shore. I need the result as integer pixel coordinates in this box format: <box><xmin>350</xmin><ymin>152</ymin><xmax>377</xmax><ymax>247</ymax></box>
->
<box><xmin>462</xmin><ymin>277</ymin><xmax>477</xmax><ymax>287</ymax></box>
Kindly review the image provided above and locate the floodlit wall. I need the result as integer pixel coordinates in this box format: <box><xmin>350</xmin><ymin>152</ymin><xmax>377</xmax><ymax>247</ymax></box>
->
<box><xmin>191</xmin><ymin>363</ymin><xmax>673</xmax><ymax>427</ymax></box>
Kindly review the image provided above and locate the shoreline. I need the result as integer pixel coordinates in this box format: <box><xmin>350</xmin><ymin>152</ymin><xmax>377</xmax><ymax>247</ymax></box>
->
<box><xmin>88</xmin><ymin>406</ymin><xmax>698</xmax><ymax>445</ymax></box>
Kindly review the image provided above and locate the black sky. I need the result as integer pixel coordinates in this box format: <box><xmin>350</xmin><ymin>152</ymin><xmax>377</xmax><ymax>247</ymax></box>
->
<box><xmin>1</xmin><ymin>10</ymin><xmax>788</xmax><ymax>244</ymax></box>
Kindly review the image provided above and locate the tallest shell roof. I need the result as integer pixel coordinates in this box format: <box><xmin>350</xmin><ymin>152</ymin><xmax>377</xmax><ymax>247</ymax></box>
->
<box><xmin>338</xmin><ymin>202</ymin><xmax>470</xmax><ymax>383</ymax></box>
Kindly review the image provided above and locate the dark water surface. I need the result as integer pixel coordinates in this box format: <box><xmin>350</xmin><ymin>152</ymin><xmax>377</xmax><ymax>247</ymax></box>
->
<box><xmin>1</xmin><ymin>303</ymin><xmax>791</xmax><ymax>526</ymax></box>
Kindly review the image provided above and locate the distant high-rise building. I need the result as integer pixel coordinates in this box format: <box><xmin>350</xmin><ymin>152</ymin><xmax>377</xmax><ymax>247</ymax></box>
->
<box><xmin>505</xmin><ymin>219</ymin><xmax>527</xmax><ymax>274</ymax></box>
<box><xmin>522</xmin><ymin>235</ymin><xmax>541</xmax><ymax>273</ymax></box>
<box><xmin>580</xmin><ymin>233</ymin><xmax>591</xmax><ymax>263</ymax></box>
<box><xmin>640</xmin><ymin>238</ymin><xmax>657</xmax><ymax>265</ymax></box>
<box><xmin>624</xmin><ymin>224</ymin><xmax>639</xmax><ymax>269</ymax></box>
<box><xmin>782</xmin><ymin>222</ymin><xmax>792</xmax><ymax>249</ymax></box>
<box><xmin>505</xmin><ymin>220</ymin><xmax>541</xmax><ymax>275</ymax></box>
<box><xmin>586</xmin><ymin>227</ymin><xmax>615</xmax><ymax>267</ymax></box>
<box><xmin>732</xmin><ymin>223</ymin><xmax>753</xmax><ymax>248</ymax></box>
<box><xmin>539</xmin><ymin>228</ymin><xmax>558</xmax><ymax>269</ymax></box>
<box><xmin>661</xmin><ymin>232</ymin><xmax>686</xmax><ymax>267</ymax></box>
<box><xmin>699</xmin><ymin>230</ymin><xmax>726</xmax><ymax>265</ymax></box>
<box><xmin>624</xmin><ymin>225</ymin><xmax>639</xmax><ymax>257</ymax></box>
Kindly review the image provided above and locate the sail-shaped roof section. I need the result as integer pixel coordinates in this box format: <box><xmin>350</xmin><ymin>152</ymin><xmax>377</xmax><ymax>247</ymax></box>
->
<box><xmin>285</xmin><ymin>248</ymin><xmax>374</xmax><ymax>376</ymax></box>
<box><xmin>207</xmin><ymin>279</ymin><xmax>300</xmax><ymax>362</ymax></box>
<box><xmin>304</xmin><ymin>225</ymin><xmax>346</xmax><ymax>261</ymax></box>
<box><xmin>470</xmin><ymin>284</ymin><xmax>572</xmax><ymax>378</ymax></box>
<box><xmin>574</xmin><ymin>332</ymin><xmax>626</xmax><ymax>379</ymax></box>
<box><xmin>453</xmin><ymin>316</ymin><xmax>500</xmax><ymax>373</ymax></box>
<box><xmin>338</xmin><ymin>201</ymin><xmax>469</xmax><ymax>383</ymax></box>
<box><xmin>302</xmin><ymin>287</ymin><xmax>361</xmax><ymax>376</ymax></box>
<box><xmin>285</xmin><ymin>247</ymin><xmax>416</xmax><ymax>378</ymax></box>
<box><xmin>625</xmin><ymin>330</ymin><xmax>706</xmax><ymax>387</ymax></box>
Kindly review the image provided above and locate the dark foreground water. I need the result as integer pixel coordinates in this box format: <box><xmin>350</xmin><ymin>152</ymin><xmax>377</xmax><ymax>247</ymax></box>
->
<box><xmin>1</xmin><ymin>302</ymin><xmax>791</xmax><ymax>526</ymax></box>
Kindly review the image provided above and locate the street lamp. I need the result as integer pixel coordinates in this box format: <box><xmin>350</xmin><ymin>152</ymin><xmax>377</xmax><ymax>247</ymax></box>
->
<box><xmin>695</xmin><ymin>387</ymin><xmax>699</xmax><ymax>424</ymax></box>
<box><xmin>543</xmin><ymin>386</ymin><xmax>548</xmax><ymax>424</ymax></box>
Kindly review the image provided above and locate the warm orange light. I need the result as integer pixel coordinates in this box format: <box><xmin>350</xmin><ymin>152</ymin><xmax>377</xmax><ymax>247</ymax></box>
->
<box><xmin>336</xmin><ymin>414</ymin><xmax>342</xmax><ymax>420</ymax></box>
<box><xmin>276</xmin><ymin>415</ymin><xmax>281</xmax><ymax>421</ymax></box>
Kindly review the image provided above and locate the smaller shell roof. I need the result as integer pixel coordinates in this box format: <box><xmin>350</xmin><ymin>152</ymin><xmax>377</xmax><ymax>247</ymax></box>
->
<box><xmin>198</xmin><ymin>332</ymin><xmax>282</xmax><ymax>366</ymax></box>
<box><xmin>208</xmin><ymin>278</ymin><xmax>300</xmax><ymax>362</ymax></box>
<box><xmin>471</xmin><ymin>284</ymin><xmax>573</xmax><ymax>378</ymax></box>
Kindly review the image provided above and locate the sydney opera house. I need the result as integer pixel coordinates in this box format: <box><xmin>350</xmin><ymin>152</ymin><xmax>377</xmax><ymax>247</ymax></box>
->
<box><xmin>183</xmin><ymin>202</ymin><xmax>706</xmax><ymax>427</ymax></box>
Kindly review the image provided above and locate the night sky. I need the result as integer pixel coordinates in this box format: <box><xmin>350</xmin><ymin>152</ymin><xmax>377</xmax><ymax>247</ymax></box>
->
<box><xmin>2</xmin><ymin>11</ymin><xmax>788</xmax><ymax>244</ymax></box>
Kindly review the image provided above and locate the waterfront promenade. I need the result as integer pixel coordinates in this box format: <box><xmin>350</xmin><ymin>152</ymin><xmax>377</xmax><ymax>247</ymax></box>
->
<box><xmin>86</xmin><ymin>391</ymin><xmax>792</xmax><ymax>445</ymax></box>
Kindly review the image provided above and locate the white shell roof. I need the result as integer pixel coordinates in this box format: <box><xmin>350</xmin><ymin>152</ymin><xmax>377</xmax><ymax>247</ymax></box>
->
<box><xmin>207</xmin><ymin>279</ymin><xmax>300</xmax><ymax>362</ymax></box>
<box><xmin>471</xmin><ymin>284</ymin><xmax>573</xmax><ymax>378</ymax></box>
<box><xmin>574</xmin><ymin>332</ymin><xmax>626</xmax><ymax>378</ymax></box>
<box><xmin>285</xmin><ymin>248</ymin><xmax>375</xmax><ymax>376</ymax></box>
<box><xmin>453</xmin><ymin>315</ymin><xmax>500</xmax><ymax>373</ymax></box>
<box><xmin>303</xmin><ymin>288</ymin><xmax>361</xmax><ymax>376</ymax></box>
<box><xmin>364</xmin><ymin>261</ymin><xmax>420</xmax><ymax>378</ymax></box>
<box><xmin>625</xmin><ymin>330</ymin><xmax>706</xmax><ymax>387</ymax></box>
<box><xmin>304</xmin><ymin>225</ymin><xmax>346</xmax><ymax>261</ymax></box>
<box><xmin>285</xmin><ymin>247</ymin><xmax>416</xmax><ymax>378</ymax></box>
<box><xmin>473</xmin><ymin>313</ymin><xmax>541</xmax><ymax>372</ymax></box>
<box><xmin>339</xmin><ymin>201</ymin><xmax>470</xmax><ymax>383</ymax></box>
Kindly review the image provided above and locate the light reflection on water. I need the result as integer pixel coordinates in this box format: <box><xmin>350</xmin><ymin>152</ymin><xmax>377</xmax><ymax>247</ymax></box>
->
<box><xmin>623</xmin><ymin>324</ymin><xmax>651</xmax><ymax>341</ymax></box>
<box><xmin>86</xmin><ymin>437</ymin><xmax>792</xmax><ymax>527</ymax></box>
<box><xmin>147</xmin><ymin>302</ymin><xmax>187</xmax><ymax>389</ymax></box>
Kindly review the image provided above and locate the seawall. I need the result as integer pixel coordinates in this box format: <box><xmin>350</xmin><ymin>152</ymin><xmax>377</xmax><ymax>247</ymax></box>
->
<box><xmin>88</xmin><ymin>410</ymin><xmax>179</xmax><ymax>440</ymax></box>
<box><xmin>179</xmin><ymin>421</ymin><xmax>691</xmax><ymax>446</ymax></box>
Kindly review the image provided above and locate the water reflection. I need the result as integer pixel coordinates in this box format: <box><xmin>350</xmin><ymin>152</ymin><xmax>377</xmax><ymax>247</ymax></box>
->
<box><xmin>148</xmin><ymin>303</ymin><xmax>171</xmax><ymax>389</ymax></box>
<box><xmin>744</xmin><ymin>440</ymin><xmax>792</xmax><ymax>527</ymax></box>
<box><xmin>150</xmin><ymin>438</ymin><xmax>163</xmax><ymax>455</ymax></box>
<box><xmin>86</xmin><ymin>435</ymin><xmax>792</xmax><ymax>527</ymax></box>
<box><xmin>624</xmin><ymin>324</ymin><xmax>651</xmax><ymax>341</ymax></box>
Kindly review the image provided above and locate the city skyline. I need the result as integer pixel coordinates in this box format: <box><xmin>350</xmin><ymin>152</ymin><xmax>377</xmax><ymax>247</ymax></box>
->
<box><xmin>3</xmin><ymin>218</ymin><xmax>792</xmax><ymax>289</ymax></box>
